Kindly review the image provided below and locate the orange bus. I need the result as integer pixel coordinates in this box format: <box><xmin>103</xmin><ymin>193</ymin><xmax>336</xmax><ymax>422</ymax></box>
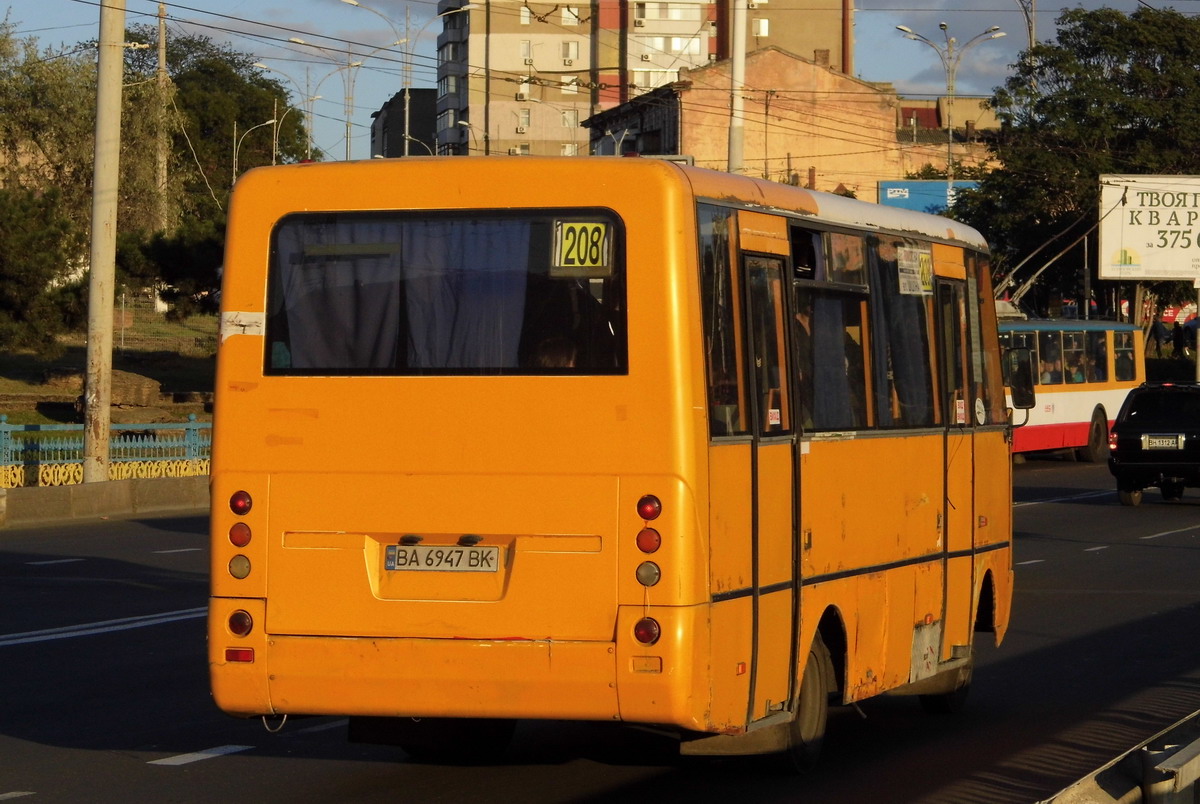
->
<box><xmin>209</xmin><ymin>156</ymin><xmax>1019</xmax><ymax>768</ymax></box>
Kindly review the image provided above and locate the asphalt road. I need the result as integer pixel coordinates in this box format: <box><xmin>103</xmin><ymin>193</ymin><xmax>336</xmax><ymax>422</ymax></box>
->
<box><xmin>2</xmin><ymin>458</ymin><xmax>1199</xmax><ymax>802</ymax></box>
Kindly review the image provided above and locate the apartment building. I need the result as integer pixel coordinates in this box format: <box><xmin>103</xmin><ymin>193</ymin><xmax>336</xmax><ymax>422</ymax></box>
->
<box><xmin>432</xmin><ymin>0</ymin><xmax>850</xmax><ymax>156</ymax></box>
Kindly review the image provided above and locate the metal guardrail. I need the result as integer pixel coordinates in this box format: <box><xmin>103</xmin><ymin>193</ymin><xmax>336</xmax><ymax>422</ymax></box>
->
<box><xmin>0</xmin><ymin>414</ymin><xmax>211</xmax><ymax>488</ymax></box>
<box><xmin>1042</xmin><ymin>712</ymin><xmax>1200</xmax><ymax>803</ymax></box>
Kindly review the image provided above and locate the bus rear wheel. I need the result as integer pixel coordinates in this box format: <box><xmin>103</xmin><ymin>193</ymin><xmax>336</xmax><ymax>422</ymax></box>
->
<box><xmin>781</xmin><ymin>632</ymin><xmax>832</xmax><ymax>773</ymax></box>
<box><xmin>1076</xmin><ymin>410</ymin><xmax>1108</xmax><ymax>463</ymax></box>
<box><xmin>1118</xmin><ymin>487</ymin><xmax>1143</xmax><ymax>507</ymax></box>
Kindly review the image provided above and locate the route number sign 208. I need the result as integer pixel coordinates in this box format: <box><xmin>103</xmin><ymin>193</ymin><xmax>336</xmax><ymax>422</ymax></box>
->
<box><xmin>553</xmin><ymin>221</ymin><xmax>611</xmax><ymax>277</ymax></box>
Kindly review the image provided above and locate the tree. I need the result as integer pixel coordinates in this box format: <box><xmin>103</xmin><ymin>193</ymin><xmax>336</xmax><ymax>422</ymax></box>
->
<box><xmin>0</xmin><ymin>18</ymin><xmax>313</xmax><ymax>352</ymax></box>
<box><xmin>121</xmin><ymin>26</ymin><xmax>314</xmax><ymax>225</ymax></box>
<box><xmin>115</xmin><ymin>28</ymin><xmax>314</xmax><ymax>305</ymax></box>
<box><xmin>0</xmin><ymin>22</ymin><xmax>97</xmax><ymax>237</ymax></box>
<box><xmin>0</xmin><ymin>186</ymin><xmax>84</xmax><ymax>355</ymax></box>
<box><xmin>952</xmin><ymin>7</ymin><xmax>1200</xmax><ymax>316</ymax></box>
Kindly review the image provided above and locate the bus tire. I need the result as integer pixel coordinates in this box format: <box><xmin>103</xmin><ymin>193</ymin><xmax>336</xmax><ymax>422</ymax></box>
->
<box><xmin>1118</xmin><ymin>488</ymin><xmax>1143</xmax><ymax>507</ymax></box>
<box><xmin>782</xmin><ymin>632</ymin><xmax>832</xmax><ymax>773</ymax></box>
<box><xmin>1076</xmin><ymin>409</ymin><xmax>1108</xmax><ymax>463</ymax></box>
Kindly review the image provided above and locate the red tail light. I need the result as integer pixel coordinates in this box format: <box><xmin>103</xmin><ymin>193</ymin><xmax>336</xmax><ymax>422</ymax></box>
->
<box><xmin>228</xmin><ymin>610</ymin><xmax>253</xmax><ymax>636</ymax></box>
<box><xmin>637</xmin><ymin>495</ymin><xmax>661</xmax><ymax>521</ymax></box>
<box><xmin>633</xmin><ymin>617</ymin><xmax>661</xmax><ymax>645</ymax></box>
<box><xmin>229</xmin><ymin>522</ymin><xmax>252</xmax><ymax>547</ymax></box>
<box><xmin>225</xmin><ymin>648</ymin><xmax>254</xmax><ymax>663</ymax></box>
<box><xmin>636</xmin><ymin>527</ymin><xmax>661</xmax><ymax>553</ymax></box>
<box><xmin>230</xmin><ymin>490</ymin><xmax>253</xmax><ymax>516</ymax></box>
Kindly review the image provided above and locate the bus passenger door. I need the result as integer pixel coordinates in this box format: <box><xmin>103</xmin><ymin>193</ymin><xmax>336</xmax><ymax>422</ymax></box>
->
<box><xmin>935</xmin><ymin>273</ymin><xmax>974</xmax><ymax>658</ymax></box>
<box><xmin>742</xmin><ymin>253</ymin><xmax>796</xmax><ymax>722</ymax></box>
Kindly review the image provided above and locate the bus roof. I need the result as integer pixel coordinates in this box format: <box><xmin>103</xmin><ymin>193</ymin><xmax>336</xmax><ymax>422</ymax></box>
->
<box><xmin>262</xmin><ymin>155</ymin><xmax>990</xmax><ymax>254</ymax></box>
<box><xmin>672</xmin><ymin>159</ymin><xmax>990</xmax><ymax>251</ymax></box>
<box><xmin>998</xmin><ymin>319</ymin><xmax>1140</xmax><ymax>332</ymax></box>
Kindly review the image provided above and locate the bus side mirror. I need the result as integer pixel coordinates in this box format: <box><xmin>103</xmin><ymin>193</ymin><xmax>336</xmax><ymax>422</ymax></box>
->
<box><xmin>1005</xmin><ymin>347</ymin><xmax>1036</xmax><ymax>411</ymax></box>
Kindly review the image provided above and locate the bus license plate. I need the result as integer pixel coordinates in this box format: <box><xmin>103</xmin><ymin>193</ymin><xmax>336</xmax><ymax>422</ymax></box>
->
<box><xmin>385</xmin><ymin>544</ymin><xmax>500</xmax><ymax>572</ymax></box>
<box><xmin>1147</xmin><ymin>435</ymin><xmax>1183</xmax><ymax>450</ymax></box>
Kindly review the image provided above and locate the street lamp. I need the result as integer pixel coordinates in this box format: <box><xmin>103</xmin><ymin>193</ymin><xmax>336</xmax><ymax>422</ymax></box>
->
<box><xmin>271</xmin><ymin>101</ymin><xmax>321</xmax><ymax>165</ymax></box>
<box><xmin>254</xmin><ymin>62</ymin><xmax>323</xmax><ymax>160</ymax></box>
<box><xmin>1012</xmin><ymin>0</ymin><xmax>1035</xmax><ymax>52</ymax></box>
<box><xmin>291</xmin><ymin>38</ymin><xmax>402</xmax><ymax>160</ymax></box>
<box><xmin>457</xmin><ymin>120</ymin><xmax>478</xmax><ymax>151</ymax></box>
<box><xmin>290</xmin><ymin>38</ymin><xmax>378</xmax><ymax>161</ymax></box>
<box><xmin>233</xmin><ymin>118</ymin><xmax>276</xmax><ymax>186</ymax></box>
<box><xmin>341</xmin><ymin>1</ymin><xmax>477</xmax><ymax>156</ymax></box>
<box><xmin>896</xmin><ymin>22</ymin><xmax>1005</xmax><ymax>206</ymax></box>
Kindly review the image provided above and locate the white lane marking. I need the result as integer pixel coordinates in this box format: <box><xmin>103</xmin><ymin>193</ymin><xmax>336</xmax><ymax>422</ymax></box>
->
<box><xmin>0</xmin><ymin>608</ymin><xmax>207</xmax><ymax>648</ymax></box>
<box><xmin>153</xmin><ymin>548</ymin><xmax>203</xmax><ymax>554</ymax></box>
<box><xmin>25</xmin><ymin>558</ymin><xmax>85</xmax><ymax>566</ymax></box>
<box><xmin>149</xmin><ymin>745</ymin><xmax>253</xmax><ymax>766</ymax></box>
<box><xmin>1017</xmin><ymin>559</ymin><xmax>1046</xmax><ymax>566</ymax></box>
<box><xmin>0</xmin><ymin>793</ymin><xmax>36</xmax><ymax>800</ymax></box>
<box><xmin>1084</xmin><ymin>546</ymin><xmax>1108</xmax><ymax>552</ymax></box>
<box><xmin>1141</xmin><ymin>524</ymin><xmax>1200</xmax><ymax>540</ymax></box>
<box><xmin>1014</xmin><ymin>490</ymin><xmax>1112</xmax><ymax>508</ymax></box>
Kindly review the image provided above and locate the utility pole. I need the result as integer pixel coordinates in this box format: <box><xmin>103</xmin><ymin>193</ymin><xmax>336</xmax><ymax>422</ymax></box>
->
<box><xmin>727</xmin><ymin>0</ymin><xmax>747</xmax><ymax>174</ymax></box>
<box><xmin>84</xmin><ymin>0</ymin><xmax>126</xmax><ymax>483</ymax></box>
<box><xmin>155</xmin><ymin>3</ymin><xmax>169</xmax><ymax>232</ymax></box>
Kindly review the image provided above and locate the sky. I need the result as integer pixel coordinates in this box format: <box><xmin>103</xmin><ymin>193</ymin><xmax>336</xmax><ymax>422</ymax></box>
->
<box><xmin>3</xmin><ymin>0</ymin><xmax>1166</xmax><ymax>161</ymax></box>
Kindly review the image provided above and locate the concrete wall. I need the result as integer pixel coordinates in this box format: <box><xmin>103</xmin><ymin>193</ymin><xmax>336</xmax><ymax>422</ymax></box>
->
<box><xmin>0</xmin><ymin>476</ymin><xmax>209</xmax><ymax>528</ymax></box>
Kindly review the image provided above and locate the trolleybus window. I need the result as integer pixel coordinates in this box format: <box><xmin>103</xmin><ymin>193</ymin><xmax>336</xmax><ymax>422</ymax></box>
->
<box><xmin>1115</xmin><ymin>331</ymin><xmax>1136</xmax><ymax>381</ymax></box>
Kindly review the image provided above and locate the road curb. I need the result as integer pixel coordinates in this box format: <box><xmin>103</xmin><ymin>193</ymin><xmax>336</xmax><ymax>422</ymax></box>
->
<box><xmin>0</xmin><ymin>476</ymin><xmax>210</xmax><ymax>528</ymax></box>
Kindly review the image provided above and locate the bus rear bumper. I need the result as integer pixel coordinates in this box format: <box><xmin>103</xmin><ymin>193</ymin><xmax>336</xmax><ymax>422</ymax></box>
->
<box><xmin>209</xmin><ymin>600</ymin><xmax>620</xmax><ymax>721</ymax></box>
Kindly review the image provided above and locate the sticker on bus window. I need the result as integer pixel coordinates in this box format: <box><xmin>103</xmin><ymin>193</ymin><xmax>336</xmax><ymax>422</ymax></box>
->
<box><xmin>897</xmin><ymin>246</ymin><xmax>933</xmax><ymax>296</ymax></box>
<box><xmin>553</xmin><ymin>221</ymin><xmax>612</xmax><ymax>277</ymax></box>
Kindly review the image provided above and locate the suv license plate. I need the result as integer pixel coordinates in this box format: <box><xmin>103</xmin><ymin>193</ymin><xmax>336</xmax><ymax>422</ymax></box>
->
<box><xmin>385</xmin><ymin>544</ymin><xmax>500</xmax><ymax>572</ymax></box>
<box><xmin>1147</xmin><ymin>435</ymin><xmax>1183</xmax><ymax>450</ymax></box>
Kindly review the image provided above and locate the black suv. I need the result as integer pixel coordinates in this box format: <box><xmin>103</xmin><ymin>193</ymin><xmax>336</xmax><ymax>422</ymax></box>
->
<box><xmin>1108</xmin><ymin>382</ymin><xmax>1200</xmax><ymax>506</ymax></box>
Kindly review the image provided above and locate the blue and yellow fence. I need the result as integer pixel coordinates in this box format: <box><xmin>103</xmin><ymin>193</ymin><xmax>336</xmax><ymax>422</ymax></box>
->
<box><xmin>0</xmin><ymin>415</ymin><xmax>211</xmax><ymax>488</ymax></box>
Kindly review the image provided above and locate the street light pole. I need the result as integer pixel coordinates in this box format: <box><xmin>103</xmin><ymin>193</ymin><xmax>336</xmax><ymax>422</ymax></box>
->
<box><xmin>341</xmin><ymin>1</ymin><xmax>477</xmax><ymax>157</ymax></box>
<box><xmin>232</xmin><ymin>118</ymin><xmax>277</xmax><ymax>186</ymax></box>
<box><xmin>291</xmin><ymin>37</ymin><xmax>402</xmax><ymax>160</ymax></box>
<box><xmin>1012</xmin><ymin>0</ymin><xmax>1035</xmax><ymax>52</ymax></box>
<box><xmin>896</xmin><ymin>22</ymin><xmax>1005</xmax><ymax>207</ymax></box>
<box><xmin>255</xmin><ymin>62</ymin><xmax>323</xmax><ymax>160</ymax></box>
<box><xmin>340</xmin><ymin>0</ymin><xmax>409</xmax><ymax>155</ymax></box>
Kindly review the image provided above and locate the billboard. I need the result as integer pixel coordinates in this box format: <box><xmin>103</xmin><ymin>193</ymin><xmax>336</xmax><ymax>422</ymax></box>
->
<box><xmin>1099</xmin><ymin>174</ymin><xmax>1200</xmax><ymax>280</ymax></box>
<box><xmin>878</xmin><ymin>180</ymin><xmax>977</xmax><ymax>214</ymax></box>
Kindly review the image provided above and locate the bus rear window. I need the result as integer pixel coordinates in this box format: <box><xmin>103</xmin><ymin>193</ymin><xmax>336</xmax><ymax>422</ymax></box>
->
<box><xmin>265</xmin><ymin>210</ymin><xmax>626</xmax><ymax>375</ymax></box>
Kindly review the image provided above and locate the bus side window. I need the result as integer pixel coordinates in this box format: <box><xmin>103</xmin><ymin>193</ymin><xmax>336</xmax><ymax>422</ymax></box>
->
<box><xmin>699</xmin><ymin>204</ymin><xmax>747</xmax><ymax>436</ymax></box>
<box><xmin>1063</xmin><ymin>331</ymin><xmax>1086</xmax><ymax>384</ymax></box>
<box><xmin>1086</xmin><ymin>331</ymin><xmax>1108</xmax><ymax>382</ymax></box>
<box><xmin>1115</xmin><ymin>331</ymin><xmax>1136</xmax><ymax>381</ymax></box>
<box><xmin>868</xmin><ymin>237</ymin><xmax>935</xmax><ymax>428</ymax></box>
<box><xmin>796</xmin><ymin>286</ymin><xmax>868</xmax><ymax>431</ymax></box>
<box><xmin>1038</xmin><ymin>330</ymin><xmax>1063</xmax><ymax>384</ymax></box>
<box><xmin>790</xmin><ymin>226</ymin><xmax>823</xmax><ymax>280</ymax></box>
